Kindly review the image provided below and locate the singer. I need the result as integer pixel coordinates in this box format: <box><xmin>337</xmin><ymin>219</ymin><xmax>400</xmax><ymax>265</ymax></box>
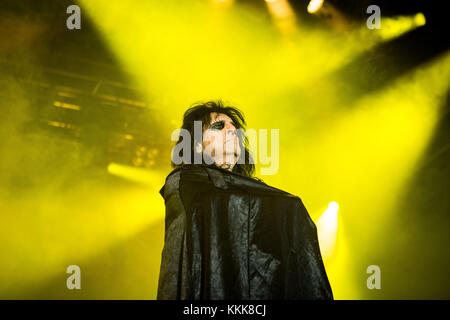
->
<box><xmin>157</xmin><ymin>100</ymin><xmax>333</xmax><ymax>299</ymax></box>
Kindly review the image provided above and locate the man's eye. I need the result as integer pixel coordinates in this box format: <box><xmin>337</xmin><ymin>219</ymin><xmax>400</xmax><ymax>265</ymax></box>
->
<box><xmin>211</xmin><ymin>121</ymin><xmax>225</xmax><ymax>130</ymax></box>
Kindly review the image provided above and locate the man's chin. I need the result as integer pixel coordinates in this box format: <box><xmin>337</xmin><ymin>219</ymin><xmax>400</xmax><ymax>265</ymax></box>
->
<box><xmin>215</xmin><ymin>162</ymin><xmax>235</xmax><ymax>171</ymax></box>
<box><xmin>212</xmin><ymin>153</ymin><xmax>239</xmax><ymax>170</ymax></box>
<box><xmin>218</xmin><ymin>162</ymin><xmax>231</xmax><ymax>168</ymax></box>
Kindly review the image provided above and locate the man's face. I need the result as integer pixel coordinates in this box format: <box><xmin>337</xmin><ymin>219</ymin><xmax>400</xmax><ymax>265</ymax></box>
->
<box><xmin>201</xmin><ymin>112</ymin><xmax>241</xmax><ymax>171</ymax></box>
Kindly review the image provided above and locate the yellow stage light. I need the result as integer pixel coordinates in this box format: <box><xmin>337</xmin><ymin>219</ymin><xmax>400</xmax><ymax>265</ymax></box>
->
<box><xmin>265</xmin><ymin>0</ymin><xmax>298</xmax><ymax>35</ymax></box>
<box><xmin>378</xmin><ymin>13</ymin><xmax>426</xmax><ymax>40</ymax></box>
<box><xmin>107</xmin><ymin>162</ymin><xmax>162</xmax><ymax>187</ymax></box>
<box><xmin>307</xmin><ymin>0</ymin><xmax>324</xmax><ymax>14</ymax></box>
<box><xmin>316</xmin><ymin>201</ymin><xmax>339</xmax><ymax>260</ymax></box>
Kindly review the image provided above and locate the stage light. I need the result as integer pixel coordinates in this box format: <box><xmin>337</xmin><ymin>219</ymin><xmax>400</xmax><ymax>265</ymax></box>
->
<box><xmin>265</xmin><ymin>0</ymin><xmax>297</xmax><ymax>35</ymax></box>
<box><xmin>307</xmin><ymin>0</ymin><xmax>324</xmax><ymax>14</ymax></box>
<box><xmin>265</xmin><ymin>0</ymin><xmax>294</xmax><ymax>19</ymax></box>
<box><xmin>414</xmin><ymin>13</ymin><xmax>426</xmax><ymax>26</ymax></box>
<box><xmin>377</xmin><ymin>13</ymin><xmax>426</xmax><ymax>40</ymax></box>
<box><xmin>107</xmin><ymin>162</ymin><xmax>162</xmax><ymax>186</ymax></box>
<box><xmin>316</xmin><ymin>201</ymin><xmax>339</xmax><ymax>260</ymax></box>
<box><xmin>53</xmin><ymin>101</ymin><xmax>81</xmax><ymax>110</ymax></box>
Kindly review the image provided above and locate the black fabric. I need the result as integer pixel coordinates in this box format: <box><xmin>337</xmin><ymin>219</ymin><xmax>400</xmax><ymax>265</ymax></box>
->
<box><xmin>157</xmin><ymin>164</ymin><xmax>333</xmax><ymax>300</ymax></box>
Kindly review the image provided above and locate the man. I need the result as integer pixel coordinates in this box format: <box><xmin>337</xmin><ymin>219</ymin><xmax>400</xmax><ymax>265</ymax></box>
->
<box><xmin>157</xmin><ymin>100</ymin><xmax>333</xmax><ymax>299</ymax></box>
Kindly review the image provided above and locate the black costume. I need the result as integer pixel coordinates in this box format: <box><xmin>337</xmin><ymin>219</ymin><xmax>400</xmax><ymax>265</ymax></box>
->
<box><xmin>157</xmin><ymin>164</ymin><xmax>333</xmax><ymax>299</ymax></box>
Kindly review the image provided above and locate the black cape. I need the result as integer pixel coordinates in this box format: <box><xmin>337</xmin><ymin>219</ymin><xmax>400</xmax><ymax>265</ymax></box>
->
<box><xmin>157</xmin><ymin>164</ymin><xmax>333</xmax><ymax>300</ymax></box>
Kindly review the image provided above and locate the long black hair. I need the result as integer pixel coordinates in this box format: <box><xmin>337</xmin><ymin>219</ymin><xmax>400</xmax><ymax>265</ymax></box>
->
<box><xmin>171</xmin><ymin>100</ymin><xmax>256</xmax><ymax>178</ymax></box>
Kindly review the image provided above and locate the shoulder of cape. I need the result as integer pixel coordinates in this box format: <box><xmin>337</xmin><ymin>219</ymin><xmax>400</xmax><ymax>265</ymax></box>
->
<box><xmin>159</xmin><ymin>164</ymin><xmax>299</xmax><ymax>199</ymax></box>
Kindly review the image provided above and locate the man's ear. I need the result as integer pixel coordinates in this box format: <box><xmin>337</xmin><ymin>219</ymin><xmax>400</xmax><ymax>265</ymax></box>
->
<box><xmin>195</xmin><ymin>141</ymin><xmax>202</xmax><ymax>153</ymax></box>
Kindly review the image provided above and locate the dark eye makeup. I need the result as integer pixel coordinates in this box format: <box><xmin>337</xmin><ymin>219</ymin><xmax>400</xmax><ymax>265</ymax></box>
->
<box><xmin>210</xmin><ymin>121</ymin><xmax>225</xmax><ymax>130</ymax></box>
<box><xmin>210</xmin><ymin>120</ymin><xmax>238</xmax><ymax>130</ymax></box>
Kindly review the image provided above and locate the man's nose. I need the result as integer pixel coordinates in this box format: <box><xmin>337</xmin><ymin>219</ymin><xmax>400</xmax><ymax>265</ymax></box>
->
<box><xmin>225</xmin><ymin>128</ymin><xmax>236</xmax><ymax>138</ymax></box>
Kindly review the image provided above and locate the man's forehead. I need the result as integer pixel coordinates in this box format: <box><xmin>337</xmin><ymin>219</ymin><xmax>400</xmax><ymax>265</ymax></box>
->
<box><xmin>209</xmin><ymin>112</ymin><xmax>233</xmax><ymax>123</ymax></box>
